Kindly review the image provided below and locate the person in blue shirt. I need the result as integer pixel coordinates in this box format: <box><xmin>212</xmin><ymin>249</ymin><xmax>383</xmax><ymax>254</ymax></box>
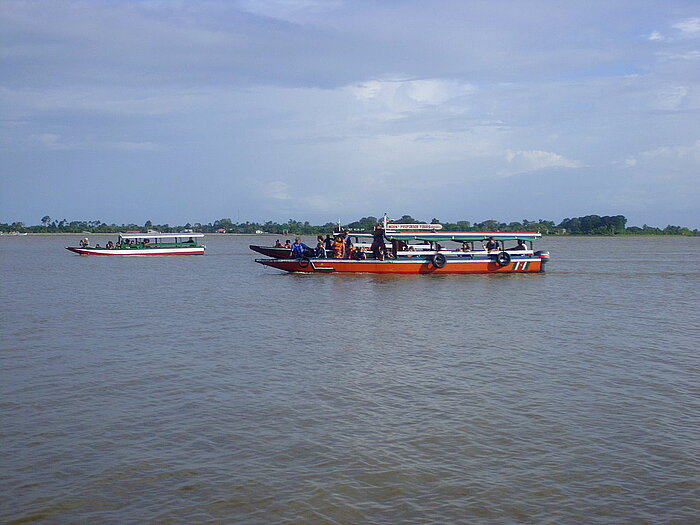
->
<box><xmin>291</xmin><ymin>237</ymin><xmax>311</xmax><ymax>258</ymax></box>
<box><xmin>483</xmin><ymin>236</ymin><xmax>500</xmax><ymax>251</ymax></box>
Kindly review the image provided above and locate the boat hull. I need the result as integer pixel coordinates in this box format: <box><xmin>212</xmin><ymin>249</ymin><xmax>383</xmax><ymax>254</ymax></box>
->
<box><xmin>249</xmin><ymin>245</ymin><xmax>294</xmax><ymax>258</ymax></box>
<box><xmin>255</xmin><ymin>255</ymin><xmax>546</xmax><ymax>274</ymax></box>
<box><xmin>66</xmin><ymin>246</ymin><xmax>205</xmax><ymax>256</ymax></box>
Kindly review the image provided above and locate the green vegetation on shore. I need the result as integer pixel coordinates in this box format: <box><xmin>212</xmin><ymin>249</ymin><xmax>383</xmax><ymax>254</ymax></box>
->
<box><xmin>1</xmin><ymin>214</ymin><xmax>698</xmax><ymax>236</ymax></box>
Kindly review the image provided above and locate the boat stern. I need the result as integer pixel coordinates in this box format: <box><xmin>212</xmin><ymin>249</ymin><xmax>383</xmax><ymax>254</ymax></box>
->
<box><xmin>534</xmin><ymin>250</ymin><xmax>550</xmax><ymax>272</ymax></box>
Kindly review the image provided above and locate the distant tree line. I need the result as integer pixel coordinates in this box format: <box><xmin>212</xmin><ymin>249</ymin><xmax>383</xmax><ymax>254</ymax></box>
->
<box><xmin>1</xmin><ymin>214</ymin><xmax>698</xmax><ymax>236</ymax></box>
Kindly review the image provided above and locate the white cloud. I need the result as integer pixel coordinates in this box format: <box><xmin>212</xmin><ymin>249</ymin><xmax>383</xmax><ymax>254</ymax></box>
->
<box><xmin>31</xmin><ymin>133</ymin><xmax>162</xmax><ymax>151</ymax></box>
<box><xmin>653</xmin><ymin>85</ymin><xmax>689</xmax><ymax>110</ymax></box>
<box><xmin>505</xmin><ymin>150</ymin><xmax>583</xmax><ymax>173</ymax></box>
<box><xmin>249</xmin><ymin>179</ymin><xmax>292</xmax><ymax>200</ymax></box>
<box><xmin>672</xmin><ymin>17</ymin><xmax>700</xmax><ymax>37</ymax></box>
<box><xmin>350</xmin><ymin>78</ymin><xmax>475</xmax><ymax>115</ymax></box>
<box><xmin>632</xmin><ymin>140</ymin><xmax>700</xmax><ymax>163</ymax></box>
<box><xmin>658</xmin><ymin>50</ymin><xmax>700</xmax><ymax>61</ymax></box>
<box><xmin>2</xmin><ymin>1</ymin><xmax>700</xmax><ymax>226</ymax></box>
<box><xmin>235</xmin><ymin>0</ymin><xmax>342</xmax><ymax>22</ymax></box>
<box><xmin>649</xmin><ymin>17</ymin><xmax>700</xmax><ymax>43</ymax></box>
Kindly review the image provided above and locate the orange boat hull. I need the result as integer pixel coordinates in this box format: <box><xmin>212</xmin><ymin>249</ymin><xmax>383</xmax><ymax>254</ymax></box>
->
<box><xmin>255</xmin><ymin>256</ymin><xmax>545</xmax><ymax>274</ymax></box>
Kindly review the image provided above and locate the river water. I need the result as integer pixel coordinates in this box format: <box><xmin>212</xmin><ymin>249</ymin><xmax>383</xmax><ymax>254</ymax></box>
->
<box><xmin>1</xmin><ymin>234</ymin><xmax>698</xmax><ymax>524</ymax></box>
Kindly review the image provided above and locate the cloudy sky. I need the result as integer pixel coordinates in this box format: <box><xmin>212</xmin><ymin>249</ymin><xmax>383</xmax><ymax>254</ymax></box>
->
<box><xmin>1</xmin><ymin>0</ymin><xmax>699</xmax><ymax>227</ymax></box>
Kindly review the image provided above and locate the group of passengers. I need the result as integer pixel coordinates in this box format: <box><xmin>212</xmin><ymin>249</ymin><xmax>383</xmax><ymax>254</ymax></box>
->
<box><xmin>289</xmin><ymin>233</ymin><xmax>370</xmax><ymax>260</ymax></box>
<box><xmin>482</xmin><ymin>237</ymin><xmax>527</xmax><ymax>252</ymax></box>
<box><xmin>482</xmin><ymin>237</ymin><xmax>528</xmax><ymax>252</ymax></box>
<box><xmin>79</xmin><ymin>237</ymin><xmax>121</xmax><ymax>249</ymax></box>
<box><xmin>92</xmin><ymin>239</ymin><xmax>124</xmax><ymax>249</ymax></box>
<box><xmin>274</xmin><ymin>239</ymin><xmax>293</xmax><ymax>249</ymax></box>
<box><xmin>79</xmin><ymin>237</ymin><xmax>167</xmax><ymax>249</ymax></box>
<box><xmin>279</xmin><ymin>229</ymin><xmax>529</xmax><ymax>262</ymax></box>
<box><xmin>280</xmin><ymin>228</ymin><xmax>384</xmax><ymax>261</ymax></box>
<box><xmin>274</xmin><ymin>224</ymin><xmax>389</xmax><ymax>261</ymax></box>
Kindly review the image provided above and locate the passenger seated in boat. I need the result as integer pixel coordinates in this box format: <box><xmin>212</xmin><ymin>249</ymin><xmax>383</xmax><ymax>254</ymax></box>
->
<box><xmin>509</xmin><ymin>239</ymin><xmax>527</xmax><ymax>251</ymax></box>
<box><xmin>106</xmin><ymin>241</ymin><xmax>114</xmax><ymax>249</ymax></box>
<box><xmin>95</xmin><ymin>243</ymin><xmax>101</xmax><ymax>248</ymax></box>
<box><xmin>332</xmin><ymin>236</ymin><xmax>345</xmax><ymax>258</ymax></box>
<box><xmin>352</xmin><ymin>247</ymin><xmax>367</xmax><ymax>260</ymax></box>
<box><xmin>483</xmin><ymin>237</ymin><xmax>499</xmax><ymax>251</ymax></box>
<box><xmin>291</xmin><ymin>237</ymin><xmax>311</xmax><ymax>258</ymax></box>
<box><xmin>284</xmin><ymin>240</ymin><xmax>292</xmax><ymax>249</ymax></box>
<box><xmin>315</xmin><ymin>237</ymin><xmax>326</xmax><ymax>258</ymax></box>
<box><xmin>80</xmin><ymin>238</ymin><xmax>88</xmax><ymax>247</ymax></box>
<box><xmin>274</xmin><ymin>239</ymin><xmax>283</xmax><ymax>247</ymax></box>
<box><xmin>324</xmin><ymin>234</ymin><xmax>333</xmax><ymax>252</ymax></box>
<box><xmin>406</xmin><ymin>246</ymin><xmax>416</xmax><ymax>258</ymax></box>
<box><xmin>344</xmin><ymin>236</ymin><xmax>354</xmax><ymax>258</ymax></box>
<box><xmin>461</xmin><ymin>242</ymin><xmax>471</xmax><ymax>252</ymax></box>
<box><xmin>185</xmin><ymin>237</ymin><xmax>195</xmax><ymax>243</ymax></box>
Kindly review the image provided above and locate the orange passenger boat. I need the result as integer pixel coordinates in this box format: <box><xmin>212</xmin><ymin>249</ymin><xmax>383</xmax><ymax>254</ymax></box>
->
<box><xmin>253</xmin><ymin>227</ymin><xmax>550</xmax><ymax>275</ymax></box>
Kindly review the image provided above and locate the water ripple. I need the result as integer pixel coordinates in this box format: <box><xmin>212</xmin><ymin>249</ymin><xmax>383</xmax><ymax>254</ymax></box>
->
<box><xmin>1</xmin><ymin>235</ymin><xmax>698</xmax><ymax>524</ymax></box>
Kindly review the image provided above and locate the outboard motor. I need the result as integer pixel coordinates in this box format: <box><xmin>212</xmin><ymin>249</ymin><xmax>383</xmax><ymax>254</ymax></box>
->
<box><xmin>534</xmin><ymin>250</ymin><xmax>550</xmax><ymax>272</ymax></box>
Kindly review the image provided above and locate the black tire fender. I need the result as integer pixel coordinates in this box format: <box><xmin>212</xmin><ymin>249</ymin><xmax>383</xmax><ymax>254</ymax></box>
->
<box><xmin>432</xmin><ymin>253</ymin><xmax>447</xmax><ymax>268</ymax></box>
<box><xmin>298</xmin><ymin>256</ymin><xmax>311</xmax><ymax>268</ymax></box>
<box><xmin>496</xmin><ymin>251</ymin><xmax>511</xmax><ymax>267</ymax></box>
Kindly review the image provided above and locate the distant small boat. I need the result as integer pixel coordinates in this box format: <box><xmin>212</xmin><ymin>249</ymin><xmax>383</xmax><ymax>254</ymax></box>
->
<box><xmin>1</xmin><ymin>231</ymin><xmax>28</xmax><ymax>236</ymax></box>
<box><xmin>66</xmin><ymin>233</ymin><xmax>206</xmax><ymax>256</ymax></box>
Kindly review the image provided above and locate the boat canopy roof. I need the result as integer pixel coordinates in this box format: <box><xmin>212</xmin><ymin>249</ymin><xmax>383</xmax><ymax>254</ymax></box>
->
<box><xmin>118</xmin><ymin>233</ymin><xmax>204</xmax><ymax>240</ymax></box>
<box><xmin>351</xmin><ymin>231</ymin><xmax>542</xmax><ymax>242</ymax></box>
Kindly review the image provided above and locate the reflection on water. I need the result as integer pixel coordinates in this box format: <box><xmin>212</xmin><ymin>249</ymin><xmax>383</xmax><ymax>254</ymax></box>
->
<box><xmin>1</xmin><ymin>235</ymin><xmax>698</xmax><ymax>523</ymax></box>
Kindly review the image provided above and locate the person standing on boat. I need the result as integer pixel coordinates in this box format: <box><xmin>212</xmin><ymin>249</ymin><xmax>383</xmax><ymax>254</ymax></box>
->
<box><xmin>483</xmin><ymin>236</ymin><xmax>499</xmax><ymax>252</ymax></box>
<box><xmin>370</xmin><ymin>224</ymin><xmax>388</xmax><ymax>260</ymax></box>
<box><xmin>332</xmin><ymin>236</ymin><xmax>345</xmax><ymax>258</ymax></box>
<box><xmin>291</xmin><ymin>237</ymin><xmax>311</xmax><ymax>258</ymax></box>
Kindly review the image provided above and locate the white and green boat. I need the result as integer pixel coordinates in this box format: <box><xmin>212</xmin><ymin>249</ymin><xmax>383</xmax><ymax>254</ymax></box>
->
<box><xmin>66</xmin><ymin>233</ymin><xmax>206</xmax><ymax>256</ymax></box>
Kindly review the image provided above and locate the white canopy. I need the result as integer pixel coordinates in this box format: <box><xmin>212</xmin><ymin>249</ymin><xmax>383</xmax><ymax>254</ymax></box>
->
<box><xmin>118</xmin><ymin>233</ymin><xmax>204</xmax><ymax>240</ymax></box>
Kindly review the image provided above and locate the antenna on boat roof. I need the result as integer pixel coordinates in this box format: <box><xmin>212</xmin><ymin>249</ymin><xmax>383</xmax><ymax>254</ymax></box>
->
<box><xmin>383</xmin><ymin>213</ymin><xmax>387</xmax><ymax>230</ymax></box>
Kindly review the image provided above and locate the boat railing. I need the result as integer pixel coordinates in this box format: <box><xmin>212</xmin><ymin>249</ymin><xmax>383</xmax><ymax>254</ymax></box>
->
<box><xmin>394</xmin><ymin>249</ymin><xmax>534</xmax><ymax>257</ymax></box>
<box><xmin>117</xmin><ymin>241</ymin><xmax>200</xmax><ymax>249</ymax></box>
